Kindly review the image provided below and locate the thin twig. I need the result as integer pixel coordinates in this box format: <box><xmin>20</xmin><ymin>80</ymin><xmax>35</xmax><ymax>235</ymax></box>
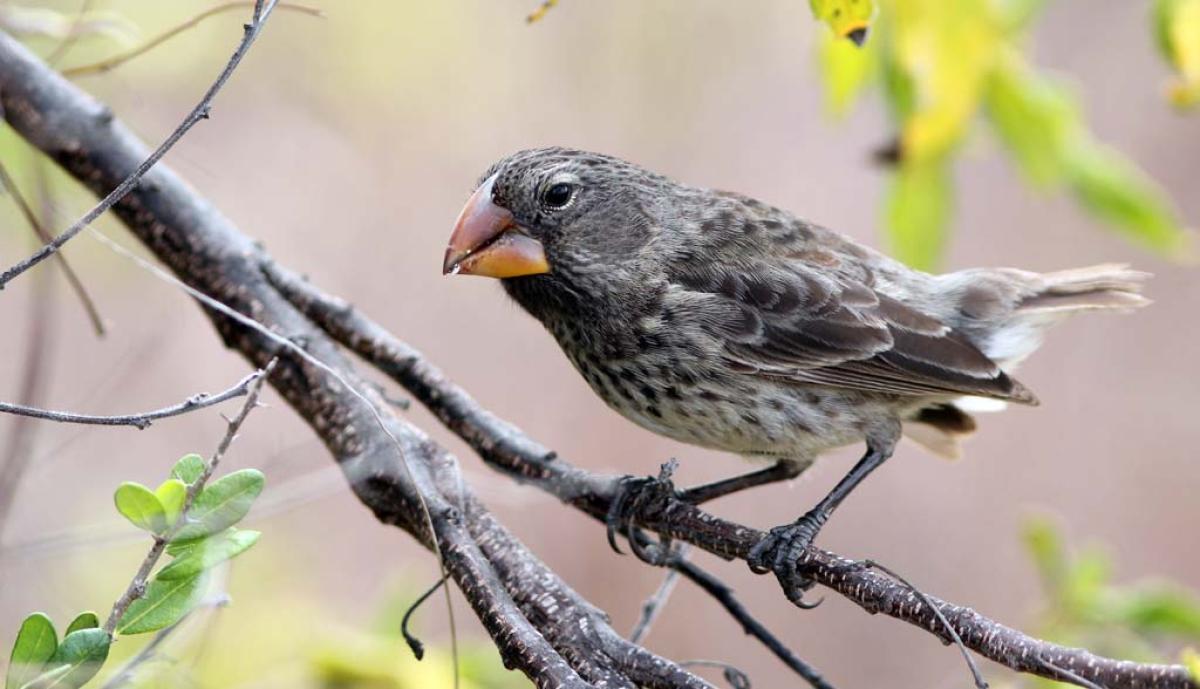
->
<box><xmin>62</xmin><ymin>1</ymin><xmax>322</xmax><ymax>78</ymax></box>
<box><xmin>0</xmin><ymin>0</ymin><xmax>281</xmax><ymax>290</ymax></box>
<box><xmin>102</xmin><ymin>361</ymin><xmax>274</xmax><ymax>636</ymax></box>
<box><xmin>678</xmin><ymin>660</ymin><xmax>751</xmax><ymax>689</ymax></box>
<box><xmin>401</xmin><ymin>575</ymin><xmax>448</xmax><ymax>660</ymax></box>
<box><xmin>0</xmin><ymin>370</ymin><xmax>262</xmax><ymax>429</ymax></box>
<box><xmin>670</xmin><ymin>555</ymin><xmax>834</xmax><ymax>689</ymax></box>
<box><xmin>630</xmin><ymin>545</ymin><xmax>687</xmax><ymax>644</ymax></box>
<box><xmin>0</xmin><ymin>156</ymin><xmax>105</xmax><ymax>335</ymax></box>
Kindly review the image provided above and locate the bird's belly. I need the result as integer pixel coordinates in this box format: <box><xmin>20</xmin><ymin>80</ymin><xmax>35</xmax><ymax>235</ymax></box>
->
<box><xmin>569</xmin><ymin>351</ymin><xmax>870</xmax><ymax>459</ymax></box>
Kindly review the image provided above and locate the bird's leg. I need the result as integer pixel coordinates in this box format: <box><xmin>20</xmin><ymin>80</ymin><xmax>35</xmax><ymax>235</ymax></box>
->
<box><xmin>677</xmin><ymin>459</ymin><xmax>807</xmax><ymax>505</ymax></box>
<box><xmin>747</xmin><ymin>424</ymin><xmax>899</xmax><ymax>605</ymax></box>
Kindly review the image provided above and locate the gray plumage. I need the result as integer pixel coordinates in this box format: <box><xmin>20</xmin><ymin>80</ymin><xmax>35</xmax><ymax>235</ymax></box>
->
<box><xmin>480</xmin><ymin>147</ymin><xmax>1148</xmax><ymax>467</ymax></box>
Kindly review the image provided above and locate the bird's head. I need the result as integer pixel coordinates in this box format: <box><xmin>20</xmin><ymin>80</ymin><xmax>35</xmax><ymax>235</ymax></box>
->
<box><xmin>442</xmin><ymin>148</ymin><xmax>666</xmax><ymax>317</ymax></box>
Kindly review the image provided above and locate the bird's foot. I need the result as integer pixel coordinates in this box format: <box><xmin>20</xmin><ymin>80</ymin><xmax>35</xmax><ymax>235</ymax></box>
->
<box><xmin>746</xmin><ymin>510</ymin><xmax>828</xmax><ymax>609</ymax></box>
<box><xmin>606</xmin><ymin>459</ymin><xmax>681</xmax><ymax>565</ymax></box>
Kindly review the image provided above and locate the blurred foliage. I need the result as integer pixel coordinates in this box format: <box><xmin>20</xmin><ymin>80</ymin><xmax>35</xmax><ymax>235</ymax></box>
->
<box><xmin>1155</xmin><ymin>0</ymin><xmax>1200</xmax><ymax>108</ymax></box>
<box><xmin>1004</xmin><ymin>516</ymin><xmax>1200</xmax><ymax>688</ymax></box>
<box><xmin>816</xmin><ymin>0</ymin><xmax>1195</xmax><ymax>269</ymax></box>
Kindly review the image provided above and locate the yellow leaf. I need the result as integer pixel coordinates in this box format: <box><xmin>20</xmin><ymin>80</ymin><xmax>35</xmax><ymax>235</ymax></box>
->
<box><xmin>818</xmin><ymin>29</ymin><xmax>876</xmax><ymax>116</ymax></box>
<box><xmin>810</xmin><ymin>0</ymin><xmax>877</xmax><ymax>45</ymax></box>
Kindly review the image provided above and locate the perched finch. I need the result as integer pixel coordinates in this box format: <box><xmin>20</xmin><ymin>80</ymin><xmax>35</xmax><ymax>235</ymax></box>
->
<box><xmin>442</xmin><ymin>147</ymin><xmax>1149</xmax><ymax>584</ymax></box>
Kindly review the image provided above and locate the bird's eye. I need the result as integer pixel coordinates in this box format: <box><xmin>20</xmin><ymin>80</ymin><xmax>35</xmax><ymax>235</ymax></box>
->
<box><xmin>542</xmin><ymin>182</ymin><xmax>575</xmax><ymax>209</ymax></box>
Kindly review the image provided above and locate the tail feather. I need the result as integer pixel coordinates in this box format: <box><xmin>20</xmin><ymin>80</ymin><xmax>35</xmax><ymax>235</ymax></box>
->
<box><xmin>1019</xmin><ymin>263</ymin><xmax>1151</xmax><ymax>314</ymax></box>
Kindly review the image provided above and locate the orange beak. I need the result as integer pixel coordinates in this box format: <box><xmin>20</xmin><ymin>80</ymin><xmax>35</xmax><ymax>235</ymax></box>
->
<box><xmin>442</xmin><ymin>175</ymin><xmax>550</xmax><ymax>278</ymax></box>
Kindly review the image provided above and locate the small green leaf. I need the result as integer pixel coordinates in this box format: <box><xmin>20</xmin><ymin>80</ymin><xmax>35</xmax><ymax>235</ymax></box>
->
<box><xmin>116</xmin><ymin>573</ymin><xmax>206</xmax><ymax>635</ymax></box>
<box><xmin>885</xmin><ymin>159</ymin><xmax>952</xmax><ymax>270</ymax></box>
<box><xmin>818</xmin><ymin>29</ymin><xmax>875</xmax><ymax>117</ymax></box>
<box><xmin>985</xmin><ymin>55</ymin><xmax>1077</xmax><ymax>187</ymax></box>
<box><xmin>1022</xmin><ymin>516</ymin><xmax>1067</xmax><ymax>594</ymax></box>
<box><xmin>6</xmin><ymin>613</ymin><xmax>57</xmax><ymax>689</ymax></box>
<box><xmin>61</xmin><ymin>614</ymin><xmax>97</xmax><ymax>638</ymax></box>
<box><xmin>1064</xmin><ymin>142</ymin><xmax>1193</xmax><ymax>257</ymax></box>
<box><xmin>158</xmin><ymin>529</ymin><xmax>260</xmax><ymax>581</ymax></box>
<box><xmin>1114</xmin><ymin>586</ymin><xmax>1200</xmax><ymax>637</ymax></box>
<box><xmin>113</xmin><ymin>482</ymin><xmax>167</xmax><ymax>534</ymax></box>
<box><xmin>169</xmin><ymin>454</ymin><xmax>206</xmax><ymax>485</ymax></box>
<box><xmin>173</xmin><ymin>469</ymin><xmax>264</xmax><ymax>541</ymax></box>
<box><xmin>36</xmin><ymin>629</ymin><xmax>109</xmax><ymax>689</ymax></box>
<box><xmin>155</xmin><ymin>479</ymin><xmax>188</xmax><ymax>528</ymax></box>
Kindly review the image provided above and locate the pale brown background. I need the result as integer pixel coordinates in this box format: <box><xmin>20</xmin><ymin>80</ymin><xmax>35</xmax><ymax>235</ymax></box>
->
<box><xmin>0</xmin><ymin>1</ymin><xmax>1197</xmax><ymax>687</ymax></box>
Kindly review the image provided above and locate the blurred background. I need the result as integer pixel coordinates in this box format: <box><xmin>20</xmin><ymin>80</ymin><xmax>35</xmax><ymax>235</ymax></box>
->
<box><xmin>0</xmin><ymin>1</ymin><xmax>1197</xmax><ymax>687</ymax></box>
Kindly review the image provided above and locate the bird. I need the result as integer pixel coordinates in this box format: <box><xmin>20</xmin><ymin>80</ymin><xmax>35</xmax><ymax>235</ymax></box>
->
<box><xmin>441</xmin><ymin>146</ymin><xmax>1149</xmax><ymax>589</ymax></box>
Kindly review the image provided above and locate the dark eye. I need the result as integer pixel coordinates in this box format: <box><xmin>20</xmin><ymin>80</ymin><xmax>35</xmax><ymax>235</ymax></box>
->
<box><xmin>542</xmin><ymin>182</ymin><xmax>575</xmax><ymax>209</ymax></box>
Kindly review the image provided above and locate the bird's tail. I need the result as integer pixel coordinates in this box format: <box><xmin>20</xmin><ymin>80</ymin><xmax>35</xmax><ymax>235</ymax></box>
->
<box><xmin>1018</xmin><ymin>263</ymin><xmax>1151</xmax><ymax>314</ymax></box>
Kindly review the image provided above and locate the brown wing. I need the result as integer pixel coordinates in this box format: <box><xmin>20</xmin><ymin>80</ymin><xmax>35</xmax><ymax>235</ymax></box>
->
<box><xmin>668</xmin><ymin>259</ymin><xmax>1038</xmax><ymax>404</ymax></box>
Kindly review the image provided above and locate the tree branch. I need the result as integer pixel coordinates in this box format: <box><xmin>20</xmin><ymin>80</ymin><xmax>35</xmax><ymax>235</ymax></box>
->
<box><xmin>0</xmin><ymin>370</ymin><xmax>263</xmax><ymax>429</ymax></box>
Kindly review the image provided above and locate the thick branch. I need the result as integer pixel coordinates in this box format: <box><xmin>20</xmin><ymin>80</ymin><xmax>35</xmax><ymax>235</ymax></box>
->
<box><xmin>264</xmin><ymin>263</ymin><xmax>1199</xmax><ymax>689</ymax></box>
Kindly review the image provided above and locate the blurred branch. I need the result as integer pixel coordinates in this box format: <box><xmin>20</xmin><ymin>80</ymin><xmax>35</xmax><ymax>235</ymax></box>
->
<box><xmin>0</xmin><ymin>218</ymin><xmax>55</xmax><ymax>540</ymax></box>
<box><xmin>0</xmin><ymin>157</ymin><xmax>106</xmax><ymax>335</ymax></box>
<box><xmin>102</xmin><ymin>362</ymin><xmax>273</xmax><ymax>635</ymax></box>
<box><xmin>0</xmin><ymin>20</ymin><xmax>1195</xmax><ymax>689</ymax></box>
<box><xmin>62</xmin><ymin>1</ymin><xmax>322</xmax><ymax>78</ymax></box>
<box><xmin>0</xmin><ymin>0</ymin><xmax>282</xmax><ymax>290</ymax></box>
<box><xmin>44</xmin><ymin>0</ymin><xmax>94</xmax><ymax>65</ymax></box>
<box><xmin>0</xmin><ymin>370</ymin><xmax>262</xmax><ymax>429</ymax></box>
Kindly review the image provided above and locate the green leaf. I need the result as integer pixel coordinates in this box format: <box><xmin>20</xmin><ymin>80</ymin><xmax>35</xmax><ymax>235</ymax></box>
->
<box><xmin>34</xmin><ymin>629</ymin><xmax>109</xmax><ymax>689</ymax></box>
<box><xmin>1064</xmin><ymin>142</ymin><xmax>1194</xmax><ymax>256</ymax></box>
<box><xmin>818</xmin><ymin>29</ymin><xmax>875</xmax><ymax>117</ymax></box>
<box><xmin>810</xmin><ymin>0</ymin><xmax>876</xmax><ymax>45</ymax></box>
<box><xmin>885</xmin><ymin>159</ymin><xmax>952</xmax><ymax>270</ymax></box>
<box><xmin>1022</xmin><ymin>516</ymin><xmax>1067</xmax><ymax>596</ymax></box>
<box><xmin>169</xmin><ymin>454</ymin><xmax>206</xmax><ymax>485</ymax></box>
<box><xmin>61</xmin><ymin>614</ymin><xmax>97</xmax><ymax>638</ymax></box>
<box><xmin>173</xmin><ymin>469</ymin><xmax>264</xmax><ymax>541</ymax></box>
<box><xmin>113</xmin><ymin>482</ymin><xmax>167</xmax><ymax>534</ymax></box>
<box><xmin>155</xmin><ymin>479</ymin><xmax>188</xmax><ymax>528</ymax></box>
<box><xmin>116</xmin><ymin>573</ymin><xmax>206</xmax><ymax>635</ymax></box>
<box><xmin>6</xmin><ymin>613</ymin><xmax>57</xmax><ymax>689</ymax></box>
<box><xmin>158</xmin><ymin>529</ymin><xmax>261</xmax><ymax>581</ymax></box>
<box><xmin>985</xmin><ymin>55</ymin><xmax>1078</xmax><ymax>187</ymax></box>
<box><xmin>1061</xmin><ymin>547</ymin><xmax>1111</xmax><ymax>620</ymax></box>
<box><xmin>1114</xmin><ymin>586</ymin><xmax>1200</xmax><ymax>637</ymax></box>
